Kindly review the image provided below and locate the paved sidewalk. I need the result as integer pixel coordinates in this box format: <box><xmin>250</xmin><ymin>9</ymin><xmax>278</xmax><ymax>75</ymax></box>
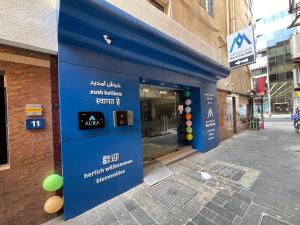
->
<box><xmin>44</xmin><ymin>119</ymin><xmax>300</xmax><ymax>225</ymax></box>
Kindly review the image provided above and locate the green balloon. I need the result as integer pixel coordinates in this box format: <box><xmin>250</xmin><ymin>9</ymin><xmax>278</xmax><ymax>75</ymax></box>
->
<box><xmin>43</xmin><ymin>174</ymin><xmax>63</xmax><ymax>192</ymax></box>
<box><xmin>184</xmin><ymin>90</ymin><xmax>191</xmax><ymax>97</ymax></box>
<box><xmin>186</xmin><ymin>127</ymin><xmax>193</xmax><ymax>134</ymax></box>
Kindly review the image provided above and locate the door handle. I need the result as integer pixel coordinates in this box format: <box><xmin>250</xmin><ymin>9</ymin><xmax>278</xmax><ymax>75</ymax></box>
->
<box><xmin>166</xmin><ymin>116</ymin><xmax>169</xmax><ymax>131</ymax></box>
<box><xmin>163</xmin><ymin>115</ymin><xmax>166</xmax><ymax>133</ymax></box>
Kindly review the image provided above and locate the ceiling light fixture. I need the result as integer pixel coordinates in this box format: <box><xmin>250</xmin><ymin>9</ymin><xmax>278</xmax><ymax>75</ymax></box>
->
<box><xmin>159</xmin><ymin>91</ymin><xmax>167</xmax><ymax>94</ymax></box>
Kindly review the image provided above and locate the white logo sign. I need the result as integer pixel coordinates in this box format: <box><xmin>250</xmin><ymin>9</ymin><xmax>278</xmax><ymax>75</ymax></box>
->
<box><xmin>227</xmin><ymin>25</ymin><xmax>256</xmax><ymax>69</ymax></box>
<box><xmin>208</xmin><ymin>108</ymin><xmax>214</xmax><ymax>119</ymax></box>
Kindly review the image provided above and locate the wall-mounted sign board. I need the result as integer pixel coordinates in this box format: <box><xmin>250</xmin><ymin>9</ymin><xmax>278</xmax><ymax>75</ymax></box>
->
<box><xmin>227</xmin><ymin>25</ymin><xmax>256</xmax><ymax>69</ymax></box>
<box><xmin>295</xmin><ymin>91</ymin><xmax>300</xmax><ymax>97</ymax></box>
<box><xmin>26</xmin><ymin>118</ymin><xmax>45</xmax><ymax>130</ymax></box>
<box><xmin>113</xmin><ymin>110</ymin><xmax>133</xmax><ymax>127</ymax></box>
<box><xmin>79</xmin><ymin>112</ymin><xmax>105</xmax><ymax>130</ymax></box>
<box><xmin>25</xmin><ymin>104</ymin><xmax>43</xmax><ymax>116</ymax></box>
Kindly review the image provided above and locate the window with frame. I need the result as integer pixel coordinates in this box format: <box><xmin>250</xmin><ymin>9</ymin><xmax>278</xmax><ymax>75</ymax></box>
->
<box><xmin>197</xmin><ymin>0</ymin><xmax>214</xmax><ymax>17</ymax></box>
<box><xmin>0</xmin><ymin>72</ymin><xmax>8</xmax><ymax>165</ymax></box>
<box><xmin>286</xmin><ymin>71</ymin><xmax>293</xmax><ymax>81</ymax></box>
<box><xmin>254</xmin><ymin>67</ymin><xmax>267</xmax><ymax>76</ymax></box>
<box><xmin>276</xmin><ymin>55</ymin><xmax>285</xmax><ymax>66</ymax></box>
<box><xmin>269</xmin><ymin>74</ymin><xmax>278</xmax><ymax>82</ymax></box>
<box><xmin>285</xmin><ymin>53</ymin><xmax>292</xmax><ymax>64</ymax></box>
<box><xmin>278</xmin><ymin>72</ymin><xmax>286</xmax><ymax>82</ymax></box>
<box><xmin>149</xmin><ymin>0</ymin><xmax>165</xmax><ymax>13</ymax></box>
<box><xmin>257</xmin><ymin>51</ymin><xmax>267</xmax><ymax>58</ymax></box>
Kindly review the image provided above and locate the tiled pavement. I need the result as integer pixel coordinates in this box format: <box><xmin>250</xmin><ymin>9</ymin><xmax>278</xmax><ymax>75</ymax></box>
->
<box><xmin>44</xmin><ymin>119</ymin><xmax>300</xmax><ymax>225</ymax></box>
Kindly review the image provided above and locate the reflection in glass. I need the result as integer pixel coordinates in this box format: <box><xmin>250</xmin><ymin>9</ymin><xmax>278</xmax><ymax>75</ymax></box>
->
<box><xmin>140</xmin><ymin>85</ymin><xmax>181</xmax><ymax>161</ymax></box>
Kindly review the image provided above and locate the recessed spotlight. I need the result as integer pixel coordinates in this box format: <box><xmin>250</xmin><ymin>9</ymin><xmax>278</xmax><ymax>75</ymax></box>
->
<box><xmin>141</xmin><ymin>80</ymin><xmax>147</xmax><ymax>83</ymax></box>
<box><xmin>160</xmin><ymin>83</ymin><xmax>165</xmax><ymax>86</ymax></box>
<box><xmin>174</xmin><ymin>85</ymin><xmax>178</xmax><ymax>88</ymax></box>
<box><xmin>103</xmin><ymin>34</ymin><xmax>112</xmax><ymax>45</ymax></box>
<box><xmin>160</xmin><ymin>91</ymin><xmax>167</xmax><ymax>94</ymax></box>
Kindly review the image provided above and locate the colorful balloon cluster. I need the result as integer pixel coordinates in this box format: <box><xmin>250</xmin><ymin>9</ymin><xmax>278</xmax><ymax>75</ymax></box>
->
<box><xmin>43</xmin><ymin>174</ymin><xmax>63</xmax><ymax>213</ymax></box>
<box><xmin>184</xmin><ymin>90</ymin><xmax>193</xmax><ymax>141</ymax></box>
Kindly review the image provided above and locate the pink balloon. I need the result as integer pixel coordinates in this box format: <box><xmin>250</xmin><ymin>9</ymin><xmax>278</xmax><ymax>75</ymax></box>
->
<box><xmin>185</xmin><ymin>99</ymin><xmax>192</xmax><ymax>106</ymax></box>
<box><xmin>186</xmin><ymin>120</ymin><xmax>192</xmax><ymax>127</ymax></box>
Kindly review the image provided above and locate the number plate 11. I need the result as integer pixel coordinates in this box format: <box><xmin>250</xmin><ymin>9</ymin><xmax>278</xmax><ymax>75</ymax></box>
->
<box><xmin>26</xmin><ymin>118</ymin><xmax>45</xmax><ymax>130</ymax></box>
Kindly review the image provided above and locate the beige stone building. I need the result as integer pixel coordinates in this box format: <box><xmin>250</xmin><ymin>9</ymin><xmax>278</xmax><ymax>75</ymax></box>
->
<box><xmin>108</xmin><ymin>0</ymin><xmax>253</xmax><ymax>140</ymax></box>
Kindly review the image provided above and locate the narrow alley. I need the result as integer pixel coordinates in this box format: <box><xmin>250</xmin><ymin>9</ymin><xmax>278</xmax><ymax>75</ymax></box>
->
<box><xmin>44</xmin><ymin>118</ymin><xmax>300</xmax><ymax>225</ymax></box>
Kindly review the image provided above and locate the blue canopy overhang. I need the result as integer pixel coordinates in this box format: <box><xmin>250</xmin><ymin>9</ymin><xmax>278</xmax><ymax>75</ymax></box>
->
<box><xmin>58</xmin><ymin>0</ymin><xmax>230</xmax><ymax>83</ymax></box>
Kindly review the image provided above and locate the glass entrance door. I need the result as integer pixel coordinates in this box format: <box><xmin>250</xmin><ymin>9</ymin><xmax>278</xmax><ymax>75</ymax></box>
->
<box><xmin>140</xmin><ymin>85</ymin><xmax>180</xmax><ymax>161</ymax></box>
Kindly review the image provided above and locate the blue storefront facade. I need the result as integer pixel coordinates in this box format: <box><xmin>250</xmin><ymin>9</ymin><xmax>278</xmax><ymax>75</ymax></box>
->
<box><xmin>58</xmin><ymin>0</ymin><xmax>230</xmax><ymax>220</ymax></box>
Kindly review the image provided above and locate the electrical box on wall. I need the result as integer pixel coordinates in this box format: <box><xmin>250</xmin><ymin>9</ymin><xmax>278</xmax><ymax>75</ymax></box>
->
<box><xmin>79</xmin><ymin>112</ymin><xmax>105</xmax><ymax>130</ymax></box>
<box><xmin>113</xmin><ymin>110</ymin><xmax>133</xmax><ymax>127</ymax></box>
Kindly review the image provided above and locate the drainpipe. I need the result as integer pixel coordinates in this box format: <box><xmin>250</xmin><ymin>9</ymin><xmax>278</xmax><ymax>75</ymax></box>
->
<box><xmin>232</xmin><ymin>0</ymin><xmax>236</xmax><ymax>32</ymax></box>
<box><xmin>267</xmin><ymin>64</ymin><xmax>272</xmax><ymax>117</ymax></box>
<box><xmin>226</xmin><ymin>0</ymin><xmax>230</xmax><ymax>35</ymax></box>
<box><xmin>168</xmin><ymin>0</ymin><xmax>172</xmax><ymax>18</ymax></box>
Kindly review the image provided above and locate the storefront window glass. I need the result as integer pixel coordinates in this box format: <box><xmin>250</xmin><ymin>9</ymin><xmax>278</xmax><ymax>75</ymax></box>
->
<box><xmin>226</xmin><ymin>96</ymin><xmax>233</xmax><ymax>130</ymax></box>
<box><xmin>140</xmin><ymin>85</ymin><xmax>182</xmax><ymax>161</ymax></box>
<box><xmin>239</xmin><ymin>104</ymin><xmax>249</xmax><ymax>124</ymax></box>
<box><xmin>269</xmin><ymin>81</ymin><xmax>294</xmax><ymax>114</ymax></box>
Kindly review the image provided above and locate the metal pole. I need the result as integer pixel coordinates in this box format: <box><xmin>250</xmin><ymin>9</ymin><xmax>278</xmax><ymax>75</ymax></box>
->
<box><xmin>267</xmin><ymin>65</ymin><xmax>271</xmax><ymax>117</ymax></box>
<box><xmin>261</xmin><ymin>96</ymin><xmax>264</xmax><ymax>129</ymax></box>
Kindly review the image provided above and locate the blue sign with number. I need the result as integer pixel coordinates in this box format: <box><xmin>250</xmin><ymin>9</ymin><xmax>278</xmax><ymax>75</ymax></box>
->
<box><xmin>26</xmin><ymin>118</ymin><xmax>45</xmax><ymax>130</ymax></box>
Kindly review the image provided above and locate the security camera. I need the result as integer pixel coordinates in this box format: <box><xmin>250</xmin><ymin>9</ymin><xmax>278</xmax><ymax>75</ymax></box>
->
<box><xmin>103</xmin><ymin>35</ymin><xmax>112</xmax><ymax>45</ymax></box>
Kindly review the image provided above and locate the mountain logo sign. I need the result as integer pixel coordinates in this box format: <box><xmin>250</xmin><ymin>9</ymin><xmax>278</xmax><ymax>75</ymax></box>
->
<box><xmin>227</xmin><ymin>25</ymin><xmax>255</xmax><ymax>69</ymax></box>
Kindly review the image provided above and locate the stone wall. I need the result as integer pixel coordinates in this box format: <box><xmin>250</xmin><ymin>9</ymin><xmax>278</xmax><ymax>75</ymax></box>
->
<box><xmin>0</xmin><ymin>0</ymin><xmax>57</xmax><ymax>54</ymax></box>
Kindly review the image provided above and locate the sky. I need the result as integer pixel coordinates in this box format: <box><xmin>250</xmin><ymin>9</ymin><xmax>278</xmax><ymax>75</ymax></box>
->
<box><xmin>253</xmin><ymin>0</ymin><xmax>289</xmax><ymax>19</ymax></box>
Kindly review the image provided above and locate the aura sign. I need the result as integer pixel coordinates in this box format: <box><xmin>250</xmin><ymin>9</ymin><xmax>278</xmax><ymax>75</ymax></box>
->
<box><xmin>78</xmin><ymin>112</ymin><xmax>105</xmax><ymax>130</ymax></box>
<box><xmin>227</xmin><ymin>26</ymin><xmax>256</xmax><ymax>69</ymax></box>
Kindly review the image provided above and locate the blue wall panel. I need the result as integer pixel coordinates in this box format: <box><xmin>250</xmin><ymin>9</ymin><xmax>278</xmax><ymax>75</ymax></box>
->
<box><xmin>62</xmin><ymin>132</ymin><xmax>143</xmax><ymax>219</ymax></box>
<box><xmin>59</xmin><ymin>53</ymin><xmax>143</xmax><ymax>220</ymax></box>
<box><xmin>59</xmin><ymin>61</ymin><xmax>141</xmax><ymax>141</ymax></box>
<box><xmin>163</xmin><ymin>69</ymin><xmax>202</xmax><ymax>87</ymax></box>
<box><xmin>122</xmin><ymin>59</ymin><xmax>164</xmax><ymax>81</ymax></box>
<box><xmin>191</xmin><ymin>83</ymin><xmax>219</xmax><ymax>151</ymax></box>
<box><xmin>58</xmin><ymin>0</ymin><xmax>229</xmax><ymax>220</ymax></box>
<box><xmin>59</xmin><ymin>43</ymin><xmax>122</xmax><ymax>73</ymax></box>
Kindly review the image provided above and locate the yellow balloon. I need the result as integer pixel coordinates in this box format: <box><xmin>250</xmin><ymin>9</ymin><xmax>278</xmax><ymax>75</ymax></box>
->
<box><xmin>44</xmin><ymin>196</ymin><xmax>64</xmax><ymax>213</ymax></box>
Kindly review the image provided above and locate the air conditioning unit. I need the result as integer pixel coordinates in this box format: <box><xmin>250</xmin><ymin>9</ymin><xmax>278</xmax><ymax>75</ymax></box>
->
<box><xmin>291</xmin><ymin>33</ymin><xmax>300</xmax><ymax>61</ymax></box>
